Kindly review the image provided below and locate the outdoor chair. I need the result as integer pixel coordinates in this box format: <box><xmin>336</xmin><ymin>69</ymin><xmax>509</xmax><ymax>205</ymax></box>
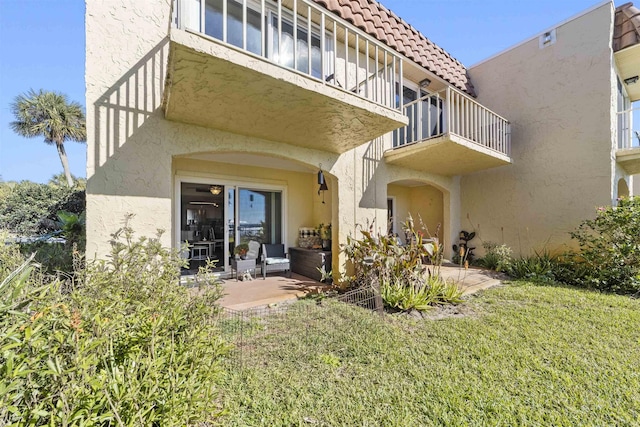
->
<box><xmin>246</xmin><ymin>240</ymin><xmax>260</xmax><ymax>260</ymax></box>
<box><xmin>261</xmin><ymin>243</ymin><xmax>291</xmax><ymax>279</ymax></box>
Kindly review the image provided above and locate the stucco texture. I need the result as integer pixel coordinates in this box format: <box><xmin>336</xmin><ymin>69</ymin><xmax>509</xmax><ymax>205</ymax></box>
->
<box><xmin>464</xmin><ymin>3</ymin><xmax>618</xmax><ymax>254</ymax></box>
<box><xmin>85</xmin><ymin>0</ymin><xmax>463</xmax><ymax>276</ymax></box>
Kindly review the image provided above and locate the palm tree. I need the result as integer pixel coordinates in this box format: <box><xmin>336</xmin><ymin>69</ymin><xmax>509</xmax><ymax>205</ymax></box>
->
<box><xmin>10</xmin><ymin>89</ymin><xmax>86</xmax><ymax>187</ymax></box>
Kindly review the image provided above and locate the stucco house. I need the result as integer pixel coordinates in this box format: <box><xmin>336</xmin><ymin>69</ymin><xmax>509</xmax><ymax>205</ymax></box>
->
<box><xmin>85</xmin><ymin>0</ymin><xmax>639</xmax><ymax>278</ymax></box>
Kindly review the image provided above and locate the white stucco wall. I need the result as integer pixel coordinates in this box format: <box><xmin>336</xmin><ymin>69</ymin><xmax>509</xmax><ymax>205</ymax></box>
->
<box><xmin>85</xmin><ymin>0</ymin><xmax>461</xmax><ymax>274</ymax></box>
<box><xmin>463</xmin><ymin>3</ymin><xmax>617</xmax><ymax>255</ymax></box>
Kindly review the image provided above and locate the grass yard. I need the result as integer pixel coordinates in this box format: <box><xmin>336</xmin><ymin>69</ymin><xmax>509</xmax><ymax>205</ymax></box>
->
<box><xmin>217</xmin><ymin>283</ymin><xmax>640</xmax><ymax>426</ymax></box>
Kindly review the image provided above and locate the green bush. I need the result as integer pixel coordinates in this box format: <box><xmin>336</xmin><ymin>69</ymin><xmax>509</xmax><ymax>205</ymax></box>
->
<box><xmin>0</xmin><ymin>226</ymin><xmax>228</xmax><ymax>426</ymax></box>
<box><xmin>477</xmin><ymin>242</ymin><xmax>512</xmax><ymax>272</ymax></box>
<box><xmin>381</xmin><ymin>275</ymin><xmax>463</xmax><ymax>311</ymax></box>
<box><xmin>0</xmin><ymin>180</ymin><xmax>84</xmax><ymax>237</ymax></box>
<box><xmin>569</xmin><ymin>197</ymin><xmax>640</xmax><ymax>294</ymax></box>
<box><xmin>507</xmin><ymin>251</ymin><xmax>557</xmax><ymax>283</ymax></box>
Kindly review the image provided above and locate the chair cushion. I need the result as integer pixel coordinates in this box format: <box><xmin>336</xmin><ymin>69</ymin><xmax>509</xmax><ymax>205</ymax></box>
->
<box><xmin>262</xmin><ymin>243</ymin><xmax>286</xmax><ymax>258</ymax></box>
<box><xmin>265</xmin><ymin>257</ymin><xmax>290</xmax><ymax>265</ymax></box>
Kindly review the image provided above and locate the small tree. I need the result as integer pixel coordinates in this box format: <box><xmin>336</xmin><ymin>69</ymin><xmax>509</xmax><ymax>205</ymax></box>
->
<box><xmin>570</xmin><ymin>197</ymin><xmax>640</xmax><ymax>294</ymax></box>
<box><xmin>10</xmin><ymin>90</ymin><xmax>86</xmax><ymax>188</ymax></box>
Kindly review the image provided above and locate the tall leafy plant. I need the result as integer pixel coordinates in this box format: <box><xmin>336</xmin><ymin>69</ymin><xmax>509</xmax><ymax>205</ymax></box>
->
<box><xmin>0</xmin><ymin>226</ymin><xmax>228</xmax><ymax>425</ymax></box>
<box><xmin>342</xmin><ymin>215</ymin><xmax>460</xmax><ymax>311</ymax></box>
<box><xmin>570</xmin><ymin>197</ymin><xmax>640</xmax><ymax>294</ymax></box>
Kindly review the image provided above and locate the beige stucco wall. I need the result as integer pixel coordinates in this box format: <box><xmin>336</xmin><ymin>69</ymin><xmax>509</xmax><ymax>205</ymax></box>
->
<box><xmin>85</xmin><ymin>0</ymin><xmax>461</xmax><ymax>277</ymax></box>
<box><xmin>464</xmin><ymin>3</ymin><xmax>617</xmax><ymax>255</ymax></box>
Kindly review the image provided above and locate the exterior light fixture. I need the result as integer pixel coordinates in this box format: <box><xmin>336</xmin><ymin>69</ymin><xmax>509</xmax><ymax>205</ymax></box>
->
<box><xmin>624</xmin><ymin>76</ymin><xmax>639</xmax><ymax>85</ymax></box>
<box><xmin>209</xmin><ymin>185</ymin><xmax>222</xmax><ymax>195</ymax></box>
<box><xmin>419</xmin><ymin>78</ymin><xmax>431</xmax><ymax>89</ymax></box>
<box><xmin>317</xmin><ymin>164</ymin><xmax>328</xmax><ymax>204</ymax></box>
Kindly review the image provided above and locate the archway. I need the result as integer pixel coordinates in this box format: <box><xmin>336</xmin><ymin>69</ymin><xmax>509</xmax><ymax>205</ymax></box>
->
<box><xmin>387</xmin><ymin>179</ymin><xmax>445</xmax><ymax>245</ymax></box>
<box><xmin>618</xmin><ymin>178</ymin><xmax>630</xmax><ymax>200</ymax></box>
<box><xmin>172</xmin><ymin>151</ymin><xmax>338</xmax><ymax>277</ymax></box>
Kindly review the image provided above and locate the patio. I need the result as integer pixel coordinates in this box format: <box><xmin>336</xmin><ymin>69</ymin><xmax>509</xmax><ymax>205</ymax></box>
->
<box><xmin>188</xmin><ymin>264</ymin><xmax>505</xmax><ymax>311</ymax></box>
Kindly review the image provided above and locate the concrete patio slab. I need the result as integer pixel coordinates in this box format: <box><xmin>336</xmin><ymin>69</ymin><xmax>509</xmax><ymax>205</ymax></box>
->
<box><xmin>188</xmin><ymin>265</ymin><xmax>505</xmax><ymax>311</ymax></box>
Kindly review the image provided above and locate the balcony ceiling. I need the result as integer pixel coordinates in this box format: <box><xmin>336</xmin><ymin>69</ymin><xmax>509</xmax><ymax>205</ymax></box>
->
<box><xmin>384</xmin><ymin>133</ymin><xmax>511</xmax><ymax>176</ymax></box>
<box><xmin>616</xmin><ymin>147</ymin><xmax>640</xmax><ymax>175</ymax></box>
<box><xmin>615</xmin><ymin>44</ymin><xmax>640</xmax><ymax>102</ymax></box>
<box><xmin>163</xmin><ymin>31</ymin><xmax>407</xmax><ymax>153</ymax></box>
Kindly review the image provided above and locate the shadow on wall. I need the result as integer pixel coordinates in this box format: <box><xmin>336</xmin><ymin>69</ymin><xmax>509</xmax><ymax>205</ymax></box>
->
<box><xmin>89</xmin><ymin>39</ymin><xmax>170</xmax><ymax>198</ymax></box>
<box><xmin>359</xmin><ymin>136</ymin><xmax>385</xmax><ymax>209</ymax></box>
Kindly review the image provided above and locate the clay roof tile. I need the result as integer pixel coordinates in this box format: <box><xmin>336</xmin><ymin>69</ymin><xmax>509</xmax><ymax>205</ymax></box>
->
<box><xmin>614</xmin><ymin>2</ymin><xmax>640</xmax><ymax>51</ymax></box>
<box><xmin>312</xmin><ymin>0</ymin><xmax>475</xmax><ymax>96</ymax></box>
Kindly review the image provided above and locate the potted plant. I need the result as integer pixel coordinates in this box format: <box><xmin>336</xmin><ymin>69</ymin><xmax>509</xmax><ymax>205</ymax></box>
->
<box><xmin>234</xmin><ymin>243</ymin><xmax>249</xmax><ymax>259</ymax></box>
<box><xmin>318</xmin><ymin>223</ymin><xmax>332</xmax><ymax>251</ymax></box>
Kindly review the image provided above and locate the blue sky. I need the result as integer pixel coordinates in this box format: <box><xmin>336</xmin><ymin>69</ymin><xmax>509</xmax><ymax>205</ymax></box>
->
<box><xmin>0</xmin><ymin>0</ymin><xmax>601</xmax><ymax>183</ymax></box>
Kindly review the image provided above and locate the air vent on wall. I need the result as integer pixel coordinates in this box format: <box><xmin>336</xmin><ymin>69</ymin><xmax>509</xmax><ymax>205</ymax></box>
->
<box><xmin>539</xmin><ymin>29</ymin><xmax>557</xmax><ymax>49</ymax></box>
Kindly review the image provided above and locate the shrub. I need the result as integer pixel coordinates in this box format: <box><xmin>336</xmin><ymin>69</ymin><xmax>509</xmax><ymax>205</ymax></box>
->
<box><xmin>507</xmin><ymin>251</ymin><xmax>557</xmax><ymax>283</ymax></box>
<box><xmin>569</xmin><ymin>197</ymin><xmax>640</xmax><ymax>294</ymax></box>
<box><xmin>477</xmin><ymin>242</ymin><xmax>512</xmax><ymax>272</ymax></box>
<box><xmin>0</xmin><ymin>226</ymin><xmax>228</xmax><ymax>426</ymax></box>
<box><xmin>342</xmin><ymin>215</ymin><xmax>457</xmax><ymax>311</ymax></box>
<box><xmin>381</xmin><ymin>275</ymin><xmax>463</xmax><ymax>312</ymax></box>
<box><xmin>0</xmin><ymin>181</ymin><xmax>84</xmax><ymax>236</ymax></box>
<box><xmin>452</xmin><ymin>230</ymin><xmax>476</xmax><ymax>265</ymax></box>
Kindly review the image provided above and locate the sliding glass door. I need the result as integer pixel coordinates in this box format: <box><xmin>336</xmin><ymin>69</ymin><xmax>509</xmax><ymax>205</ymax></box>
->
<box><xmin>180</xmin><ymin>181</ymin><xmax>283</xmax><ymax>274</ymax></box>
<box><xmin>237</xmin><ymin>188</ymin><xmax>282</xmax><ymax>245</ymax></box>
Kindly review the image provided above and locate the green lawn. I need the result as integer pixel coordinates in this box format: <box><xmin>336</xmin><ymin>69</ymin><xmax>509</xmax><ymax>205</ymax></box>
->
<box><xmin>217</xmin><ymin>283</ymin><xmax>640</xmax><ymax>426</ymax></box>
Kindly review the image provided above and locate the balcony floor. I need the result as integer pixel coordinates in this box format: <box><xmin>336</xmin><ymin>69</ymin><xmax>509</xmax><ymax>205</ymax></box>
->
<box><xmin>164</xmin><ymin>30</ymin><xmax>407</xmax><ymax>153</ymax></box>
<box><xmin>384</xmin><ymin>133</ymin><xmax>511</xmax><ymax>176</ymax></box>
<box><xmin>617</xmin><ymin>147</ymin><xmax>640</xmax><ymax>175</ymax></box>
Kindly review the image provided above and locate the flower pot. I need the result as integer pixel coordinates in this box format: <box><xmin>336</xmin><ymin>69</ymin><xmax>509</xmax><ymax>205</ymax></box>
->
<box><xmin>322</xmin><ymin>239</ymin><xmax>332</xmax><ymax>251</ymax></box>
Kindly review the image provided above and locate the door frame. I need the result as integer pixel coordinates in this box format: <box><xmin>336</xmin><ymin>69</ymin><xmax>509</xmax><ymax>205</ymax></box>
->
<box><xmin>174</xmin><ymin>173</ymin><xmax>288</xmax><ymax>272</ymax></box>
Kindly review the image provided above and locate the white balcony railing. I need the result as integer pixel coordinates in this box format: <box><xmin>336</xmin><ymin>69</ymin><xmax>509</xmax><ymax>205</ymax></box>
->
<box><xmin>617</xmin><ymin>107</ymin><xmax>640</xmax><ymax>149</ymax></box>
<box><xmin>173</xmin><ymin>0</ymin><xmax>404</xmax><ymax>112</ymax></box>
<box><xmin>393</xmin><ymin>86</ymin><xmax>511</xmax><ymax>157</ymax></box>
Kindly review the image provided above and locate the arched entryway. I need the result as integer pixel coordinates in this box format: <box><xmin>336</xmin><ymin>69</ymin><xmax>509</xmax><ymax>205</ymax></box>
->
<box><xmin>172</xmin><ymin>151</ymin><xmax>338</xmax><ymax>277</ymax></box>
<box><xmin>618</xmin><ymin>178</ymin><xmax>630</xmax><ymax>200</ymax></box>
<box><xmin>387</xmin><ymin>180</ymin><xmax>445</xmax><ymax>245</ymax></box>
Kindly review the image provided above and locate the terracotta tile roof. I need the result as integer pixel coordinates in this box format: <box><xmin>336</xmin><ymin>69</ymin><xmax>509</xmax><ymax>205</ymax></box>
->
<box><xmin>614</xmin><ymin>2</ymin><xmax>640</xmax><ymax>51</ymax></box>
<box><xmin>312</xmin><ymin>0</ymin><xmax>476</xmax><ymax>97</ymax></box>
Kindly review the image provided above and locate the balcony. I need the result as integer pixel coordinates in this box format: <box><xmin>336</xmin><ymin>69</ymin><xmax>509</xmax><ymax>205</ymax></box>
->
<box><xmin>384</xmin><ymin>87</ymin><xmax>511</xmax><ymax>176</ymax></box>
<box><xmin>616</xmin><ymin>106</ymin><xmax>640</xmax><ymax>174</ymax></box>
<box><xmin>165</xmin><ymin>0</ymin><xmax>407</xmax><ymax>153</ymax></box>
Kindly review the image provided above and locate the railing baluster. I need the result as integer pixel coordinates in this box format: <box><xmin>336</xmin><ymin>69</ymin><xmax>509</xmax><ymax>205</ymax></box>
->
<box><xmin>200</xmin><ymin>0</ymin><xmax>205</xmax><ymax>33</ymax></box>
<box><xmin>344</xmin><ymin>27</ymin><xmax>349</xmax><ymax>92</ymax></box>
<box><xmin>242</xmin><ymin>0</ymin><xmax>247</xmax><ymax>50</ymax></box>
<box><xmin>293</xmin><ymin>0</ymin><xmax>297</xmax><ymax>69</ymax></box>
<box><xmin>355</xmin><ymin>33</ymin><xmax>360</xmax><ymax>96</ymax></box>
<box><xmin>333</xmin><ymin>20</ymin><xmax>337</xmax><ymax>88</ymax></box>
<box><xmin>260</xmin><ymin>0</ymin><xmax>265</xmax><ymax>56</ymax></box>
<box><xmin>383</xmin><ymin>50</ymin><xmax>388</xmax><ymax>108</ymax></box>
<box><xmin>391</xmin><ymin>56</ymin><xmax>396</xmax><ymax>110</ymax></box>
<box><xmin>223</xmin><ymin>0</ymin><xmax>227</xmax><ymax>43</ymax></box>
<box><xmin>427</xmin><ymin>94</ymin><xmax>431</xmax><ymax>138</ymax></box>
<box><xmin>320</xmin><ymin>12</ymin><xmax>325</xmax><ymax>83</ymax></box>
<box><xmin>277</xmin><ymin>0</ymin><xmax>282</xmax><ymax>64</ymax></box>
<box><xmin>307</xmin><ymin>5</ymin><xmax>311</xmax><ymax>75</ymax></box>
<box><xmin>398</xmin><ymin>58</ymin><xmax>403</xmax><ymax>112</ymax></box>
<box><xmin>365</xmin><ymin>40</ymin><xmax>369</xmax><ymax>99</ymax></box>
<box><xmin>465</xmin><ymin>97</ymin><xmax>469</xmax><ymax>139</ymax></box>
<box><xmin>374</xmin><ymin>45</ymin><xmax>379</xmax><ymax>104</ymax></box>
